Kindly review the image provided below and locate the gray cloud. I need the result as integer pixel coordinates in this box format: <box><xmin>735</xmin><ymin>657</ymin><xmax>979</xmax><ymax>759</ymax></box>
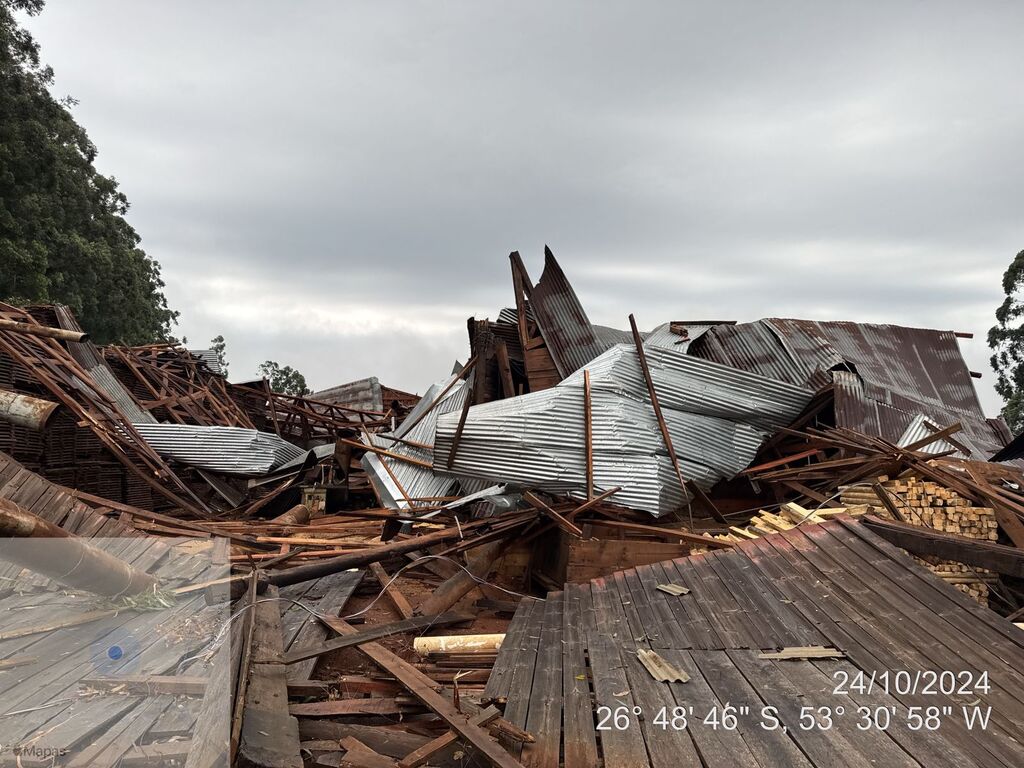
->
<box><xmin>24</xmin><ymin>1</ymin><xmax>1024</xmax><ymax>412</ymax></box>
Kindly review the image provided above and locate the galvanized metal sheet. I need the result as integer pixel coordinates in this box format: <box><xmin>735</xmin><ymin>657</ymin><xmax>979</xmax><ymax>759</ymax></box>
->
<box><xmin>131</xmin><ymin>423</ymin><xmax>304</xmax><ymax>475</ymax></box>
<box><xmin>432</xmin><ymin>343</ymin><xmax>813</xmax><ymax>517</ymax></box>
<box><xmin>361</xmin><ymin>374</ymin><xmax>490</xmax><ymax>510</ymax></box>
<box><xmin>312</xmin><ymin>376</ymin><xmax>384</xmax><ymax>412</ymax></box>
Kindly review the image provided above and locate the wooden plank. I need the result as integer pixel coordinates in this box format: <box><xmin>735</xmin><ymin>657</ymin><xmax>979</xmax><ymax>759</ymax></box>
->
<box><xmin>416</xmin><ymin>541</ymin><xmax>507</xmax><ymax>617</ymax></box>
<box><xmin>290</xmin><ymin>697</ymin><xmax>423</xmax><ymax>717</ymax></box>
<box><xmin>280</xmin><ymin>612</ymin><xmax>472</xmax><ymax>665</ymax></box>
<box><xmin>320</xmin><ymin>617</ymin><xmax>528</xmax><ymax>768</ymax></box>
<box><xmin>523</xmin><ymin>492</ymin><xmax>583</xmax><ymax>538</ymax></box>
<box><xmin>495</xmin><ymin>340</ymin><xmax>516</xmax><ymax>400</ymax></box>
<box><xmin>238</xmin><ymin>584</ymin><xmax>303</xmax><ymax>768</ymax></box>
<box><xmin>286</xmin><ymin>570</ymin><xmax>363</xmax><ymax>682</ymax></box>
<box><xmin>483</xmin><ymin>598</ymin><xmax>539</xmax><ymax>705</ymax></box>
<box><xmin>369</xmin><ymin>562</ymin><xmax>414</xmax><ymax>620</ymax></box>
<box><xmin>397</xmin><ymin>707</ymin><xmax>500</xmax><ymax>768</ymax></box>
<box><xmin>862</xmin><ymin>514</ymin><xmax>1024</xmax><ymax>577</ymax></box>
<box><xmin>521</xmin><ymin>592</ymin><xmax>563</xmax><ymax>768</ymax></box>
<box><xmin>600</xmin><ymin>575</ymin><xmax>703</xmax><ymax>768</ymax></box>
<box><xmin>560</xmin><ymin>583</ymin><xmax>598</xmax><ymax>768</ymax></box>
<box><xmin>751</xmin><ymin>533</ymin><xmax>1024</xmax><ymax>766</ymax></box>
<box><xmin>585</xmin><ymin>577</ymin><xmax>655</xmax><ymax>768</ymax></box>
<box><xmin>687</xmin><ymin>650</ymin><xmax>812</xmax><ymax>768</ymax></box>
<box><xmin>120</xmin><ymin>740</ymin><xmax>193</xmax><ymax>767</ymax></box>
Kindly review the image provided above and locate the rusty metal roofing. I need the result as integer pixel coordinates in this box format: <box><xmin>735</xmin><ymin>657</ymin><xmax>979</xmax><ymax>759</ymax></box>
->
<box><xmin>691</xmin><ymin>318</ymin><xmax>1007</xmax><ymax>459</ymax></box>
<box><xmin>528</xmin><ymin>247</ymin><xmax>613</xmax><ymax>378</ymax></box>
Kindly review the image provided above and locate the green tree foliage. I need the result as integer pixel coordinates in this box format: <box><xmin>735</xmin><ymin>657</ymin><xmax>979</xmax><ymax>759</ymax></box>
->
<box><xmin>988</xmin><ymin>248</ymin><xmax>1024</xmax><ymax>433</ymax></box>
<box><xmin>209</xmin><ymin>334</ymin><xmax>228</xmax><ymax>376</ymax></box>
<box><xmin>0</xmin><ymin>0</ymin><xmax>176</xmax><ymax>342</ymax></box>
<box><xmin>258</xmin><ymin>360</ymin><xmax>309</xmax><ymax>397</ymax></box>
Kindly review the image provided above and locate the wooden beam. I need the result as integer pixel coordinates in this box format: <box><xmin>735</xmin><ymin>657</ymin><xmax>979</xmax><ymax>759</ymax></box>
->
<box><xmin>369</xmin><ymin>561</ymin><xmax>414</xmax><ymax>620</ymax></box>
<box><xmin>321</xmin><ymin>617</ymin><xmax>529</xmax><ymax>768</ymax></box>
<box><xmin>523</xmin><ymin>491</ymin><xmax>583</xmax><ymax>537</ymax></box>
<box><xmin>238</xmin><ymin>584</ymin><xmax>303</xmax><ymax>768</ymax></box>
<box><xmin>415</xmin><ymin>540</ymin><xmax>507</xmax><ymax>617</ymax></box>
<box><xmin>0</xmin><ymin>317</ymin><xmax>88</xmax><ymax>341</ymax></box>
<box><xmin>564</xmin><ymin>486</ymin><xmax>622</xmax><ymax>521</ymax></box>
<box><xmin>398</xmin><ymin>707</ymin><xmax>500</xmax><ymax>768</ymax></box>
<box><xmin>627</xmin><ymin>314</ymin><xmax>727</xmax><ymax>523</ymax></box>
<box><xmin>279</xmin><ymin>612</ymin><xmax>473</xmax><ymax>665</ymax></box>
<box><xmin>585</xmin><ymin>518</ymin><xmax>734</xmax><ymax>549</ymax></box>
<box><xmin>495</xmin><ymin>340</ymin><xmax>516</xmax><ymax>399</ymax></box>
<box><xmin>861</xmin><ymin>514</ymin><xmax>1024</xmax><ymax>577</ymax></box>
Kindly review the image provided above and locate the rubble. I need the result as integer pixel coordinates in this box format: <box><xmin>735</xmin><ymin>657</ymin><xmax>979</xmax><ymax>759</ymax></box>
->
<box><xmin>1</xmin><ymin>250</ymin><xmax>1024</xmax><ymax>767</ymax></box>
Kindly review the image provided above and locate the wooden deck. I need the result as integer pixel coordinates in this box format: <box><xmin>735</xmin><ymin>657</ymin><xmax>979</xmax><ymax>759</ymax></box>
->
<box><xmin>487</xmin><ymin>518</ymin><xmax>1024</xmax><ymax>768</ymax></box>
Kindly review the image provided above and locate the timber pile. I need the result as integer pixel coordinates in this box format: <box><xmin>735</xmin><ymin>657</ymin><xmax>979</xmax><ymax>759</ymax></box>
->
<box><xmin>842</xmin><ymin>476</ymin><xmax>998</xmax><ymax>604</ymax></box>
<box><xmin>713</xmin><ymin>501</ymin><xmax>874</xmax><ymax>544</ymax></box>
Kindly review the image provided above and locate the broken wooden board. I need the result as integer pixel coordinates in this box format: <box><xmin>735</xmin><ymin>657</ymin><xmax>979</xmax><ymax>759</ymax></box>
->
<box><xmin>238</xmin><ymin>584</ymin><xmax>303</xmax><ymax>768</ymax></box>
<box><xmin>321</xmin><ymin>617</ymin><xmax>529</xmax><ymax>768</ymax></box>
<box><xmin>757</xmin><ymin>646</ymin><xmax>846</xmax><ymax>660</ymax></box>
<box><xmin>279</xmin><ymin>611</ymin><xmax>473</xmax><ymax>665</ymax></box>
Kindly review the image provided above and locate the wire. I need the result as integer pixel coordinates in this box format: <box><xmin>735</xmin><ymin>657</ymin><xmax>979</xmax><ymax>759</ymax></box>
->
<box><xmin>177</xmin><ymin>554</ymin><xmax>543</xmax><ymax>672</ymax></box>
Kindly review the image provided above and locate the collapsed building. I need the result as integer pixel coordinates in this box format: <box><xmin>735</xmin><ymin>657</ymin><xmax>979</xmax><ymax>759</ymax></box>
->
<box><xmin>0</xmin><ymin>251</ymin><xmax>1022</xmax><ymax>768</ymax></box>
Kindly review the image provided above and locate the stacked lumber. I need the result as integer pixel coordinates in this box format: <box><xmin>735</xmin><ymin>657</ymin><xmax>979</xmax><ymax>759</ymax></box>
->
<box><xmin>711</xmin><ymin>502</ymin><xmax>873</xmax><ymax>545</ymax></box>
<box><xmin>842</xmin><ymin>476</ymin><xmax>998</xmax><ymax>604</ymax></box>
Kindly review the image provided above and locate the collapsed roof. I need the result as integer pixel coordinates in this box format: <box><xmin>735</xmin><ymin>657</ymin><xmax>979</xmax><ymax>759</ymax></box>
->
<box><xmin>362</xmin><ymin>248</ymin><xmax>1013</xmax><ymax>518</ymax></box>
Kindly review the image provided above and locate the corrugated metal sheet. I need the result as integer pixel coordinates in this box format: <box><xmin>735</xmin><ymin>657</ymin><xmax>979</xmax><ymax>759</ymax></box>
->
<box><xmin>897</xmin><ymin>413</ymin><xmax>968</xmax><ymax>458</ymax></box>
<box><xmin>692</xmin><ymin>318</ymin><xmax>1006</xmax><ymax>460</ymax></box>
<box><xmin>312</xmin><ymin>376</ymin><xmax>384</xmax><ymax>412</ymax></box>
<box><xmin>186</xmin><ymin>349</ymin><xmax>224</xmax><ymax>376</ymax></box>
<box><xmin>361</xmin><ymin>374</ymin><xmax>490</xmax><ymax>510</ymax></box>
<box><xmin>131</xmin><ymin>423</ymin><xmax>304</xmax><ymax>475</ymax></box>
<box><xmin>50</xmin><ymin>304</ymin><xmax>157</xmax><ymax>425</ymax></box>
<box><xmin>432</xmin><ymin>343</ymin><xmax>813</xmax><ymax>517</ymax></box>
<box><xmin>529</xmin><ymin>249</ymin><xmax>613</xmax><ymax>378</ymax></box>
<box><xmin>643</xmin><ymin>322</ymin><xmax>716</xmax><ymax>353</ymax></box>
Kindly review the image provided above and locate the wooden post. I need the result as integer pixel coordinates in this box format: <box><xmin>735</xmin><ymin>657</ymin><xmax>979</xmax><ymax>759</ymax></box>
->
<box><xmin>0</xmin><ymin>317</ymin><xmax>88</xmax><ymax>342</ymax></box>
<box><xmin>627</xmin><ymin>314</ymin><xmax>727</xmax><ymax>524</ymax></box>
<box><xmin>495</xmin><ymin>340</ymin><xmax>516</xmax><ymax>399</ymax></box>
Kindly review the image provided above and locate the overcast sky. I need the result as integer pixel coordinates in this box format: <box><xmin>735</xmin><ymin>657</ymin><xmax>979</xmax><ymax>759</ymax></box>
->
<box><xmin>24</xmin><ymin>2</ymin><xmax>1024</xmax><ymax>413</ymax></box>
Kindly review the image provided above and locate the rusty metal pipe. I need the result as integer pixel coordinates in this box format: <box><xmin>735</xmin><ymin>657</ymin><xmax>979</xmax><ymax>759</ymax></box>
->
<box><xmin>0</xmin><ymin>318</ymin><xmax>88</xmax><ymax>342</ymax></box>
<box><xmin>0</xmin><ymin>498</ymin><xmax>160</xmax><ymax>597</ymax></box>
<box><xmin>0</xmin><ymin>390</ymin><xmax>60</xmax><ymax>430</ymax></box>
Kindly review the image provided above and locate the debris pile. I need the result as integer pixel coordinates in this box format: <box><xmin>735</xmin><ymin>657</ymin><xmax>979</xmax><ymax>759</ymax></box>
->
<box><xmin>1</xmin><ymin>250</ymin><xmax>1024</xmax><ymax>767</ymax></box>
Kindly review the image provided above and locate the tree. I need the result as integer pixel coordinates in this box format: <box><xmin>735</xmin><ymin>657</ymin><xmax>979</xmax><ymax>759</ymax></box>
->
<box><xmin>0</xmin><ymin>1</ymin><xmax>177</xmax><ymax>343</ymax></box>
<box><xmin>258</xmin><ymin>360</ymin><xmax>309</xmax><ymax>397</ymax></box>
<box><xmin>209</xmin><ymin>335</ymin><xmax>228</xmax><ymax>376</ymax></box>
<box><xmin>988</xmin><ymin>248</ymin><xmax>1024</xmax><ymax>433</ymax></box>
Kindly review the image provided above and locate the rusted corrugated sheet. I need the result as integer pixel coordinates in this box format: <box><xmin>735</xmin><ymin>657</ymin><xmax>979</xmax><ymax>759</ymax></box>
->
<box><xmin>529</xmin><ymin>248</ymin><xmax>612</xmax><ymax>378</ymax></box>
<box><xmin>692</xmin><ymin>318</ymin><xmax>1005</xmax><ymax>460</ymax></box>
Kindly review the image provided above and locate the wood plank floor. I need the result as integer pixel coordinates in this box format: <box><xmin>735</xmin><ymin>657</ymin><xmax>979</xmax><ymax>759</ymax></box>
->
<box><xmin>488</xmin><ymin>518</ymin><xmax>1024</xmax><ymax>768</ymax></box>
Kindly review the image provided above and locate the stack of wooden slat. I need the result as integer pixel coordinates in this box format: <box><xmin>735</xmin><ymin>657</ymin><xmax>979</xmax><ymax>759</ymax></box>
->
<box><xmin>841</xmin><ymin>476</ymin><xmax>997</xmax><ymax>604</ymax></box>
<box><xmin>709</xmin><ymin>502</ymin><xmax>873</xmax><ymax>547</ymax></box>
